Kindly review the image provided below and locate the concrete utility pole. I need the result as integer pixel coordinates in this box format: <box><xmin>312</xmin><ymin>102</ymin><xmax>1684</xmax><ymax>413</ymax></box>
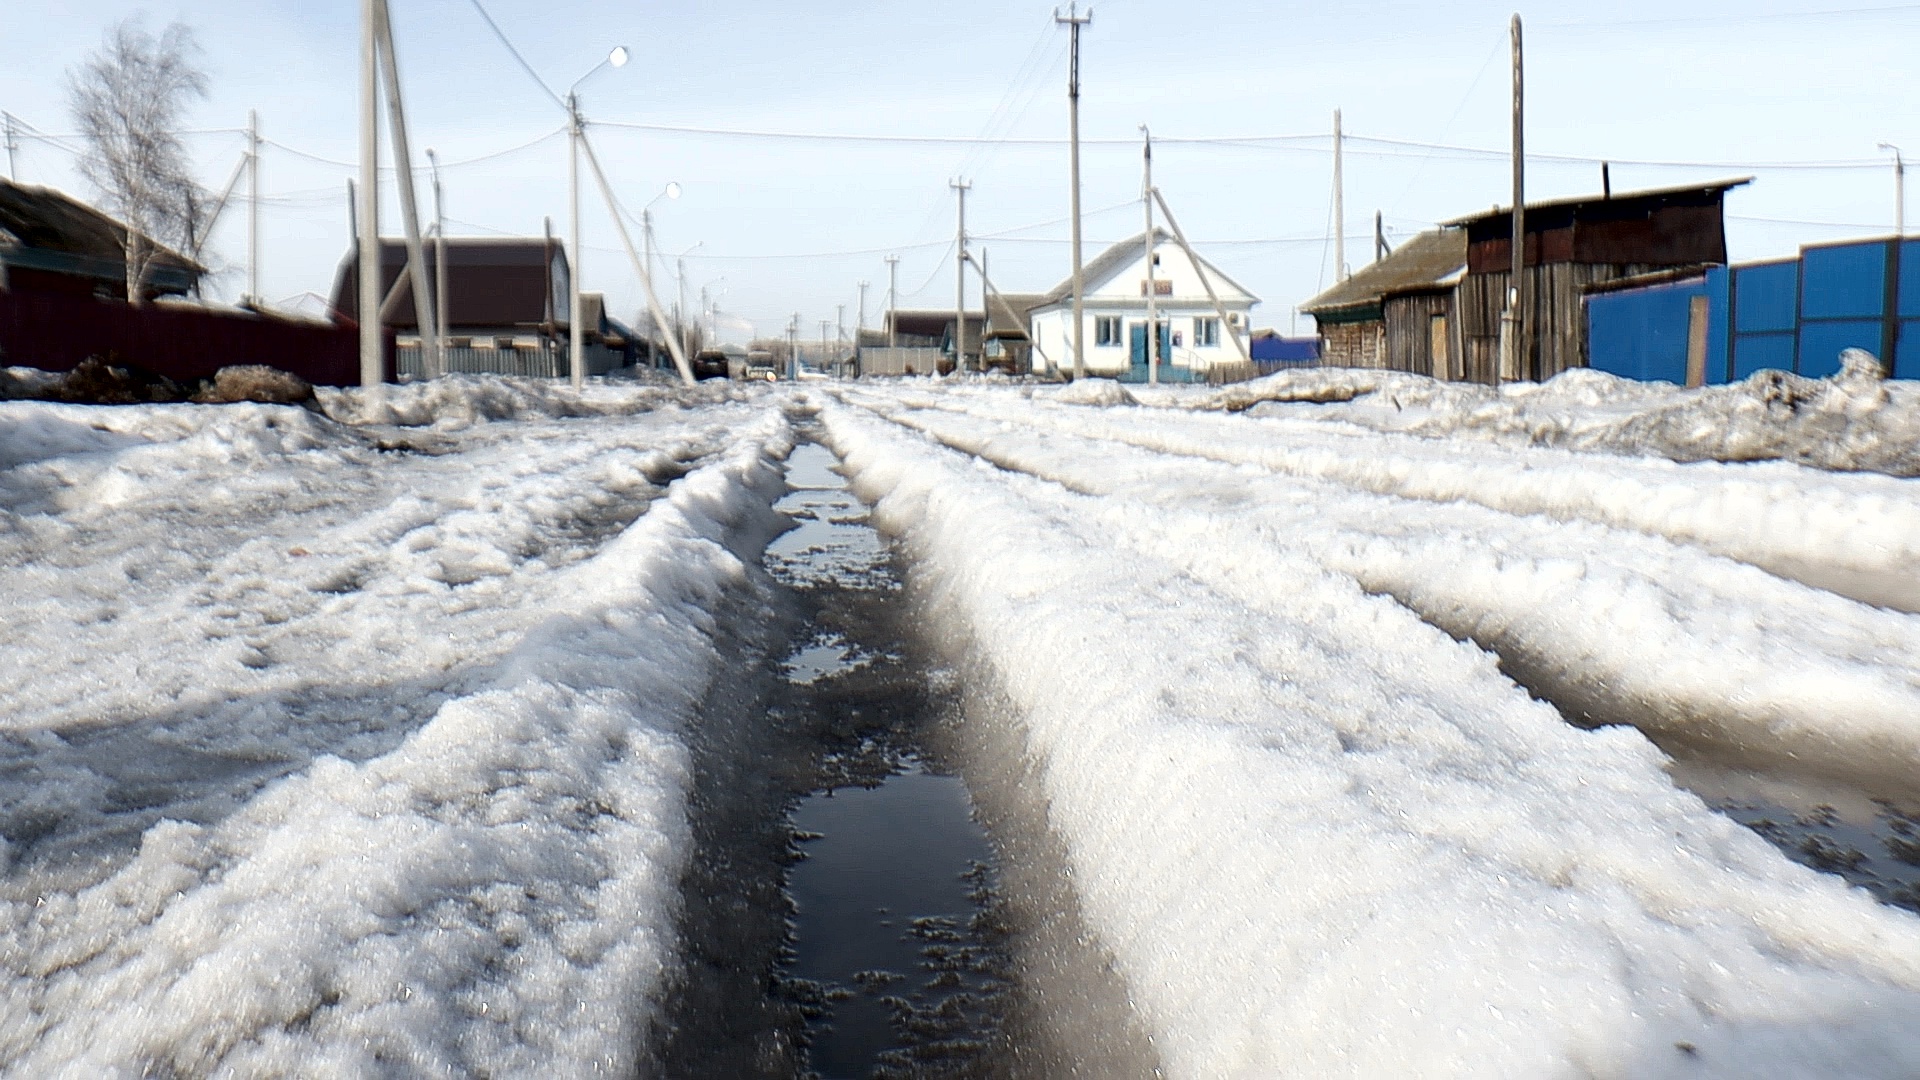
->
<box><xmin>1499</xmin><ymin>12</ymin><xmax>1524</xmax><ymax>388</ymax></box>
<box><xmin>885</xmin><ymin>255</ymin><xmax>900</xmax><ymax>347</ymax></box>
<box><xmin>358</xmin><ymin>0</ymin><xmax>381</xmax><ymax>387</ymax></box>
<box><xmin>857</xmin><ymin>281</ymin><xmax>868</xmax><ymax>333</ymax></box>
<box><xmin>1375</xmin><ymin>210</ymin><xmax>1387</xmax><ymax>263</ymax></box>
<box><xmin>1150</xmin><ymin>187</ymin><xmax>1251</xmax><ymax>370</ymax></box>
<box><xmin>820</xmin><ymin>319</ymin><xmax>831</xmax><ymax>376</ymax></box>
<box><xmin>1056</xmin><ymin>2</ymin><xmax>1091</xmax><ymax>379</ymax></box>
<box><xmin>1142</xmin><ymin>123</ymin><xmax>1159</xmax><ymax>385</ymax></box>
<box><xmin>1333</xmin><ymin>108</ymin><xmax>1346</xmax><ymax>282</ymax></box>
<box><xmin>675</xmin><ymin>242</ymin><xmax>701</xmax><ymax>358</ymax></box>
<box><xmin>567</xmin><ymin>94</ymin><xmax>585</xmax><ymax>388</ymax></box>
<box><xmin>374</xmin><ymin>0</ymin><xmax>440</xmax><ymax>379</ymax></box>
<box><xmin>836</xmin><ymin>303</ymin><xmax>846</xmax><ymax>371</ymax></box>
<box><xmin>1881</xmin><ymin>143</ymin><xmax>1906</xmax><ymax>236</ymax></box>
<box><xmin>2</xmin><ymin>112</ymin><xmax>17</xmax><ymax>180</ymax></box>
<box><xmin>247</xmin><ymin>110</ymin><xmax>260</xmax><ymax>305</ymax></box>
<box><xmin>789</xmin><ymin>312</ymin><xmax>800</xmax><ymax>380</ymax></box>
<box><xmin>951</xmin><ymin>177</ymin><xmax>971</xmax><ymax>372</ymax></box>
<box><xmin>427</xmin><ymin>147</ymin><xmax>448</xmax><ymax>362</ymax></box>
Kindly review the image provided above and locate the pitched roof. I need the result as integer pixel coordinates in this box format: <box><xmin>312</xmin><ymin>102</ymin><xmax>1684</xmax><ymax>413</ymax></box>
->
<box><xmin>329</xmin><ymin>236</ymin><xmax>567</xmax><ymax>328</ymax></box>
<box><xmin>1300</xmin><ymin>228</ymin><xmax>1467</xmax><ymax>315</ymax></box>
<box><xmin>0</xmin><ymin>178</ymin><xmax>204</xmax><ymax>291</ymax></box>
<box><xmin>1034</xmin><ymin>228</ymin><xmax>1259</xmax><ymax>307</ymax></box>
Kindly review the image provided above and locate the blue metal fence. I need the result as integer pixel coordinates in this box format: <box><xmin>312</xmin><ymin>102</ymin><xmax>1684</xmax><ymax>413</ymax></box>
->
<box><xmin>1587</xmin><ymin>238</ymin><xmax>1920</xmax><ymax>383</ymax></box>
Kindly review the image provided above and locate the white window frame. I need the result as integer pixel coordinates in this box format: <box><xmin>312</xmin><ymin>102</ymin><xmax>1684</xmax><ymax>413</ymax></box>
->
<box><xmin>1194</xmin><ymin>316</ymin><xmax>1220</xmax><ymax>348</ymax></box>
<box><xmin>1094</xmin><ymin>315</ymin><xmax>1122</xmax><ymax>347</ymax></box>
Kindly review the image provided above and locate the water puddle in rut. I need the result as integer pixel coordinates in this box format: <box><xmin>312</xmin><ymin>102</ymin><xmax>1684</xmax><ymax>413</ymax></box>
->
<box><xmin>766</xmin><ymin>440</ymin><xmax>1016</xmax><ymax>1077</ymax></box>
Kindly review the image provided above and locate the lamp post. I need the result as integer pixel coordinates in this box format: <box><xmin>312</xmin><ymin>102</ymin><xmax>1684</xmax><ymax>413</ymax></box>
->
<box><xmin>566</xmin><ymin>45</ymin><xmax>629</xmax><ymax>389</ymax></box>
<box><xmin>1880</xmin><ymin>143</ymin><xmax>1906</xmax><ymax>237</ymax></box>
<box><xmin>426</xmin><ymin>147</ymin><xmax>448</xmax><ymax>365</ymax></box>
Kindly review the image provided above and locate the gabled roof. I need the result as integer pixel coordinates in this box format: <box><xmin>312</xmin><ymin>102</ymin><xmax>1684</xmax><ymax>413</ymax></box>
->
<box><xmin>0</xmin><ymin>178</ymin><xmax>203</xmax><ymax>292</ymax></box>
<box><xmin>1035</xmin><ymin>228</ymin><xmax>1259</xmax><ymax>307</ymax></box>
<box><xmin>1300</xmin><ymin>228</ymin><xmax>1467</xmax><ymax>316</ymax></box>
<box><xmin>329</xmin><ymin>236</ymin><xmax>567</xmax><ymax>328</ymax></box>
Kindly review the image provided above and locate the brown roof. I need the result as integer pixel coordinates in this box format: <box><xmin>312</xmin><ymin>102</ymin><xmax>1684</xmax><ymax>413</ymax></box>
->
<box><xmin>1440</xmin><ymin>178</ymin><xmax>1753</xmax><ymax>229</ymax></box>
<box><xmin>0</xmin><ymin>179</ymin><xmax>203</xmax><ymax>293</ymax></box>
<box><xmin>1300</xmin><ymin>228</ymin><xmax>1467</xmax><ymax>315</ymax></box>
<box><xmin>328</xmin><ymin>237</ymin><xmax>568</xmax><ymax>329</ymax></box>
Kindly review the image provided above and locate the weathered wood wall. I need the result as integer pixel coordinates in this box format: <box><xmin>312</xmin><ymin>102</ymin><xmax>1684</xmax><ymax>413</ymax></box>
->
<box><xmin>1319</xmin><ymin>319</ymin><xmax>1386</xmax><ymax>368</ymax></box>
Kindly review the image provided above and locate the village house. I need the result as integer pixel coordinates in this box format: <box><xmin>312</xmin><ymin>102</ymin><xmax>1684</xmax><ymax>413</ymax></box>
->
<box><xmin>329</xmin><ymin>236</ymin><xmax>634</xmax><ymax>378</ymax></box>
<box><xmin>1</xmin><ymin>178</ymin><xmax>356</xmax><ymax>384</ymax></box>
<box><xmin>1026</xmin><ymin>229</ymin><xmax>1258</xmax><ymax>382</ymax></box>
<box><xmin>1303</xmin><ymin>179</ymin><xmax>1749</xmax><ymax>383</ymax></box>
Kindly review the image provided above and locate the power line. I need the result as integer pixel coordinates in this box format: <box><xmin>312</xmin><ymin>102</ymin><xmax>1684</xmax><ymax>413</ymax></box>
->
<box><xmin>464</xmin><ymin>0</ymin><xmax>565</xmax><ymax>111</ymax></box>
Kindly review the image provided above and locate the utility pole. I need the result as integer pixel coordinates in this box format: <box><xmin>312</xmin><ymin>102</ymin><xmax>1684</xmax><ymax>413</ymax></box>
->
<box><xmin>836</xmin><ymin>302</ymin><xmax>846</xmax><ymax>371</ymax></box>
<box><xmin>885</xmin><ymin>255</ymin><xmax>900</xmax><ymax>348</ymax></box>
<box><xmin>789</xmin><ymin>313</ymin><xmax>800</xmax><ymax>380</ymax></box>
<box><xmin>247</xmin><ymin>110</ymin><xmax>260</xmax><ymax>305</ymax></box>
<box><xmin>857</xmin><ymin>281</ymin><xmax>869</xmax><ymax>333</ymax></box>
<box><xmin>567</xmin><ymin>92</ymin><xmax>586</xmax><ymax>388</ymax></box>
<box><xmin>2</xmin><ymin>112</ymin><xmax>17</xmax><ymax>180</ymax></box>
<box><xmin>358</xmin><ymin>0</ymin><xmax>382</xmax><ymax>387</ymax></box>
<box><xmin>1333</xmin><ymin>108</ymin><xmax>1346</xmax><ymax>281</ymax></box>
<box><xmin>1881</xmin><ymin>143</ymin><xmax>1906</xmax><ymax>236</ymax></box>
<box><xmin>1375</xmin><ymin>210</ymin><xmax>1386</xmax><ymax>263</ymax></box>
<box><xmin>1142</xmin><ymin>123</ymin><xmax>1158</xmax><ymax>385</ymax></box>
<box><xmin>951</xmin><ymin>177</ymin><xmax>971</xmax><ymax>373</ymax></box>
<box><xmin>1500</xmin><ymin>12</ymin><xmax>1524</xmax><ymax>388</ymax></box>
<box><xmin>427</xmin><ymin>147</ymin><xmax>448</xmax><ymax>363</ymax></box>
<box><xmin>374</xmin><ymin>0</ymin><xmax>440</xmax><ymax>380</ymax></box>
<box><xmin>1056</xmin><ymin>2</ymin><xmax>1092</xmax><ymax>379</ymax></box>
<box><xmin>820</xmin><ymin>319</ymin><xmax>830</xmax><ymax>376</ymax></box>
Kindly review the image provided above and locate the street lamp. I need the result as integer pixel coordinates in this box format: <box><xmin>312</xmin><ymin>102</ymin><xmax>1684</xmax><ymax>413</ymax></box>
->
<box><xmin>567</xmin><ymin>45</ymin><xmax>629</xmax><ymax>389</ymax></box>
<box><xmin>1880</xmin><ymin>143</ymin><xmax>1905</xmax><ymax>237</ymax></box>
<box><xmin>425</xmin><ymin>147</ymin><xmax>448</xmax><ymax>365</ymax></box>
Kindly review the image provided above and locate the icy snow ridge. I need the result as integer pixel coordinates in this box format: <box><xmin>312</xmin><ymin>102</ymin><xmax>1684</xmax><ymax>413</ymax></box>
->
<box><xmin>820</xmin><ymin>390</ymin><xmax>1920</xmax><ymax>1079</ymax></box>
<box><xmin>0</xmin><ymin>396</ymin><xmax>793</xmax><ymax>1076</ymax></box>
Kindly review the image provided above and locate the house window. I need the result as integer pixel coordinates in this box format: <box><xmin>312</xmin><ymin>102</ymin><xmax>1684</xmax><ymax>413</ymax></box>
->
<box><xmin>1095</xmin><ymin>315</ymin><xmax>1122</xmax><ymax>347</ymax></box>
<box><xmin>1194</xmin><ymin>317</ymin><xmax>1220</xmax><ymax>347</ymax></box>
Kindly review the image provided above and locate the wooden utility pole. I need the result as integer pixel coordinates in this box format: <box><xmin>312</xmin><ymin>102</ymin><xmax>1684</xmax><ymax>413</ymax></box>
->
<box><xmin>1056</xmin><ymin>3</ymin><xmax>1092</xmax><ymax>379</ymax></box>
<box><xmin>1333</xmin><ymin>108</ymin><xmax>1346</xmax><ymax>281</ymax></box>
<box><xmin>1499</xmin><ymin>12</ymin><xmax>1524</xmax><ymax>388</ymax></box>
<box><xmin>951</xmin><ymin>177</ymin><xmax>970</xmax><ymax>372</ymax></box>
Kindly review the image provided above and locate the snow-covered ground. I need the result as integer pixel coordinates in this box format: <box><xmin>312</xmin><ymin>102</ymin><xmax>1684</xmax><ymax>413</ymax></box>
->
<box><xmin>0</xmin><ymin>378</ymin><xmax>793</xmax><ymax>1076</ymax></box>
<box><xmin>813</xmin><ymin>373</ymin><xmax>1920</xmax><ymax>1078</ymax></box>
<box><xmin>10</xmin><ymin>363</ymin><xmax>1920</xmax><ymax>1078</ymax></box>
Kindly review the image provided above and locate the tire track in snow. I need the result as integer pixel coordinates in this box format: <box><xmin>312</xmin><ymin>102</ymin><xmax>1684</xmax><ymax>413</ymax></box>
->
<box><xmin>860</xmin><ymin>395</ymin><xmax>1920</xmax><ymax>796</ymax></box>
<box><xmin>818</xmin><ymin>395</ymin><xmax>1920</xmax><ymax>1079</ymax></box>
<box><xmin>871</xmin><ymin>386</ymin><xmax>1920</xmax><ymax>613</ymax></box>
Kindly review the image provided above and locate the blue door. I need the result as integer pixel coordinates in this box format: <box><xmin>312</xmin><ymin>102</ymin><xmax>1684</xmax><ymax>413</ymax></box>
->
<box><xmin>1127</xmin><ymin>322</ymin><xmax>1173</xmax><ymax>383</ymax></box>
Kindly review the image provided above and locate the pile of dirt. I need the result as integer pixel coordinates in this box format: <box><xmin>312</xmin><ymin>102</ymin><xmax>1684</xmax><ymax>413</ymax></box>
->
<box><xmin>3</xmin><ymin>357</ymin><xmax>315</xmax><ymax>409</ymax></box>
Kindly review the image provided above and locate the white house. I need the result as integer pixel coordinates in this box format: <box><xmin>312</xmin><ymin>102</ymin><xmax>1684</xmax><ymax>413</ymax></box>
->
<box><xmin>1026</xmin><ymin>228</ymin><xmax>1259</xmax><ymax>381</ymax></box>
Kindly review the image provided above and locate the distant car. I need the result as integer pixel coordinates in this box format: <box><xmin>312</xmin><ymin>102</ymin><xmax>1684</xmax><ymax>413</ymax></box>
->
<box><xmin>745</xmin><ymin>364</ymin><xmax>779</xmax><ymax>382</ymax></box>
<box><xmin>692</xmin><ymin>349</ymin><xmax>730</xmax><ymax>381</ymax></box>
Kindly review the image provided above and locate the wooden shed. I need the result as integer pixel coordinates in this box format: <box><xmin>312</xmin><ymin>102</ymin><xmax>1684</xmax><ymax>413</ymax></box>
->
<box><xmin>1441</xmin><ymin>178</ymin><xmax>1749</xmax><ymax>382</ymax></box>
<box><xmin>1300</xmin><ymin>228</ymin><xmax>1468</xmax><ymax>376</ymax></box>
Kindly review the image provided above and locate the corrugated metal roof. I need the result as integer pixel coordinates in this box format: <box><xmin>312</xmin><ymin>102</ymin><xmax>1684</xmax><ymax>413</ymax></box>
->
<box><xmin>1300</xmin><ymin>228</ymin><xmax>1467</xmax><ymax>315</ymax></box>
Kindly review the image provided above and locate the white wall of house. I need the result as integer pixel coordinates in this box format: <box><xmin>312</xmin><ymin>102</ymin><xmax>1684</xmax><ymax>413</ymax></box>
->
<box><xmin>1028</xmin><ymin>238</ymin><xmax>1256</xmax><ymax>377</ymax></box>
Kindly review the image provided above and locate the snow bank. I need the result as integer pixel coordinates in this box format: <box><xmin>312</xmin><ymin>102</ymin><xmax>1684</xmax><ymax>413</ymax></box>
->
<box><xmin>1206</xmin><ymin>351</ymin><xmax>1920</xmax><ymax>476</ymax></box>
<box><xmin>315</xmin><ymin>371</ymin><xmax>751</xmax><ymax>429</ymax></box>
<box><xmin>1039</xmin><ymin>377</ymin><xmax>1137</xmax><ymax>407</ymax></box>
<box><xmin>862</xmin><ymin>395</ymin><xmax>1920</xmax><ymax>793</ymax></box>
<box><xmin>819</xmin><ymin>392</ymin><xmax>1920</xmax><ymax>1079</ymax></box>
<box><xmin>0</xmin><ymin>399</ymin><xmax>793</xmax><ymax>1076</ymax></box>
<box><xmin>902</xmin><ymin>388</ymin><xmax>1920</xmax><ymax>613</ymax></box>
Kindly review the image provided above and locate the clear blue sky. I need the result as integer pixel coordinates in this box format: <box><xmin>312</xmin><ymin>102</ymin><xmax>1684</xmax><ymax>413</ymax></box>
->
<box><xmin>4</xmin><ymin>1</ymin><xmax>1917</xmax><ymax>342</ymax></box>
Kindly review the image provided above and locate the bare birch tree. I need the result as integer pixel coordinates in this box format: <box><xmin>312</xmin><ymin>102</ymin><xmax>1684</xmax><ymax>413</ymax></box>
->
<box><xmin>67</xmin><ymin>18</ymin><xmax>208</xmax><ymax>306</ymax></box>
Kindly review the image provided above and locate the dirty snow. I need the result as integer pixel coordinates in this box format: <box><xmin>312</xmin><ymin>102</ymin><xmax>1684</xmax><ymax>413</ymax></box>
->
<box><xmin>815</xmin><ymin>379</ymin><xmax>1920</xmax><ymax>1079</ymax></box>
<box><xmin>0</xmin><ymin>379</ymin><xmax>793</xmax><ymax>1076</ymax></box>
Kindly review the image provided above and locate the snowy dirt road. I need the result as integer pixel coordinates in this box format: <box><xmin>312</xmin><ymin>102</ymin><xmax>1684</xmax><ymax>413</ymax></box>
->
<box><xmin>8</xmin><ymin>366</ymin><xmax>1920</xmax><ymax>1079</ymax></box>
<box><xmin>816</xmin><ymin>377</ymin><xmax>1920</xmax><ymax>1079</ymax></box>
